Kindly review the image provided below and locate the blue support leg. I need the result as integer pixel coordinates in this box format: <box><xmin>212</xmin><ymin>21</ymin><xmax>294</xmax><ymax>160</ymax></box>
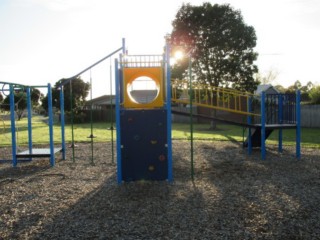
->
<box><xmin>60</xmin><ymin>87</ymin><xmax>66</xmax><ymax>160</ymax></box>
<box><xmin>48</xmin><ymin>84</ymin><xmax>55</xmax><ymax>166</ymax></box>
<box><xmin>9</xmin><ymin>85</ymin><xmax>17</xmax><ymax>167</ymax></box>
<box><xmin>278</xmin><ymin>94</ymin><xmax>283</xmax><ymax>153</ymax></box>
<box><xmin>296</xmin><ymin>90</ymin><xmax>301</xmax><ymax>159</ymax></box>
<box><xmin>115</xmin><ymin>58</ymin><xmax>122</xmax><ymax>183</ymax></box>
<box><xmin>247</xmin><ymin>96</ymin><xmax>252</xmax><ymax>155</ymax></box>
<box><xmin>165</xmin><ymin>40</ymin><xmax>173</xmax><ymax>182</ymax></box>
<box><xmin>27</xmin><ymin>87</ymin><xmax>33</xmax><ymax>158</ymax></box>
<box><xmin>278</xmin><ymin>129</ymin><xmax>283</xmax><ymax>153</ymax></box>
<box><xmin>261</xmin><ymin>92</ymin><xmax>266</xmax><ymax>160</ymax></box>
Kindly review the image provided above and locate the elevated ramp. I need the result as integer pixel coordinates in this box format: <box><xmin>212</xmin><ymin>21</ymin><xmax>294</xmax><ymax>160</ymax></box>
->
<box><xmin>171</xmin><ymin>109</ymin><xmax>255</xmax><ymax>128</ymax></box>
<box><xmin>171</xmin><ymin>80</ymin><xmax>260</xmax><ymax>117</ymax></box>
<box><xmin>171</xmin><ymin>82</ymin><xmax>298</xmax><ymax>149</ymax></box>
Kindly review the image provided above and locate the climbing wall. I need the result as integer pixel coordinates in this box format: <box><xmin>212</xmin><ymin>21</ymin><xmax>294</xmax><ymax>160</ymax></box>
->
<box><xmin>120</xmin><ymin>109</ymin><xmax>168</xmax><ymax>181</ymax></box>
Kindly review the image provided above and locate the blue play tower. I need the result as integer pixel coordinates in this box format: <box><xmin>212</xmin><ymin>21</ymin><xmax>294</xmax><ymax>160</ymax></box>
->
<box><xmin>115</xmin><ymin>41</ymin><xmax>173</xmax><ymax>183</ymax></box>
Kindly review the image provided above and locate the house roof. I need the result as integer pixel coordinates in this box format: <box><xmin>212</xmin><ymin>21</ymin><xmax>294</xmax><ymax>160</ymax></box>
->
<box><xmin>85</xmin><ymin>95</ymin><xmax>116</xmax><ymax>106</ymax></box>
<box><xmin>86</xmin><ymin>89</ymin><xmax>158</xmax><ymax>106</ymax></box>
<box><xmin>255</xmin><ymin>84</ymin><xmax>280</xmax><ymax>95</ymax></box>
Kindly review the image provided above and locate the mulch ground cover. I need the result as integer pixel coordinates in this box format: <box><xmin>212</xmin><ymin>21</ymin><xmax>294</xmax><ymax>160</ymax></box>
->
<box><xmin>0</xmin><ymin>141</ymin><xmax>319</xmax><ymax>239</ymax></box>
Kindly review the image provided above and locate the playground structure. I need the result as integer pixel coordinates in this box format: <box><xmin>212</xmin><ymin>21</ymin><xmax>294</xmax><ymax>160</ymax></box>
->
<box><xmin>0</xmin><ymin>38</ymin><xmax>301</xmax><ymax>183</ymax></box>
<box><xmin>115</xmin><ymin>47</ymin><xmax>173</xmax><ymax>182</ymax></box>
<box><xmin>54</xmin><ymin>39</ymin><xmax>173</xmax><ymax>183</ymax></box>
<box><xmin>0</xmin><ymin>81</ymin><xmax>65</xmax><ymax>166</ymax></box>
<box><xmin>171</xmin><ymin>80</ymin><xmax>301</xmax><ymax>160</ymax></box>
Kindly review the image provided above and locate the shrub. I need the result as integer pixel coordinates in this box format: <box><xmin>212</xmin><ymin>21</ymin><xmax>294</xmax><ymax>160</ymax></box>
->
<box><xmin>309</xmin><ymin>86</ymin><xmax>320</xmax><ymax>104</ymax></box>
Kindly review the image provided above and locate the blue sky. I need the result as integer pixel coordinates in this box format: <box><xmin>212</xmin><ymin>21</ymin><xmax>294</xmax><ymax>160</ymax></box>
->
<box><xmin>0</xmin><ymin>0</ymin><xmax>319</xmax><ymax>97</ymax></box>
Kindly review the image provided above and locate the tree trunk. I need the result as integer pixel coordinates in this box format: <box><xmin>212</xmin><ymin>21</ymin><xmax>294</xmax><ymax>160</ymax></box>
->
<box><xmin>209</xmin><ymin>109</ymin><xmax>217</xmax><ymax>130</ymax></box>
<box><xmin>17</xmin><ymin>110</ymin><xmax>23</xmax><ymax>121</ymax></box>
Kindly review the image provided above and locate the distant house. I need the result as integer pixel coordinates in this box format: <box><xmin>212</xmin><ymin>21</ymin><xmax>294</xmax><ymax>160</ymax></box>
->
<box><xmin>254</xmin><ymin>84</ymin><xmax>280</xmax><ymax>95</ymax></box>
<box><xmin>84</xmin><ymin>89</ymin><xmax>157</xmax><ymax>110</ymax></box>
<box><xmin>84</xmin><ymin>95</ymin><xmax>115</xmax><ymax>110</ymax></box>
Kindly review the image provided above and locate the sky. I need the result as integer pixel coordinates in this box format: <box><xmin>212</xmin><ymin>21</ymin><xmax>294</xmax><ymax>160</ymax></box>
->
<box><xmin>0</xmin><ymin>0</ymin><xmax>320</xmax><ymax>98</ymax></box>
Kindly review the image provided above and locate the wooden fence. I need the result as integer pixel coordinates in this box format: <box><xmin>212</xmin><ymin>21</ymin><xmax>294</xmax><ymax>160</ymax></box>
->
<box><xmin>301</xmin><ymin>105</ymin><xmax>320</xmax><ymax>128</ymax></box>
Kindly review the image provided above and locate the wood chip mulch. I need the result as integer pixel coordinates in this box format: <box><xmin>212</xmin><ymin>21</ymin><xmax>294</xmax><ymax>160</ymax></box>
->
<box><xmin>0</xmin><ymin>141</ymin><xmax>320</xmax><ymax>239</ymax></box>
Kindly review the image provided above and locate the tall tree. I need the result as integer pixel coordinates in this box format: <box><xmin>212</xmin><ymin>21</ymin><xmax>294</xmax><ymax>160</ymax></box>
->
<box><xmin>306</xmin><ymin>81</ymin><xmax>314</xmax><ymax>91</ymax></box>
<box><xmin>170</xmin><ymin>3</ymin><xmax>259</xmax><ymax>92</ymax></box>
<box><xmin>286</xmin><ymin>81</ymin><xmax>314</xmax><ymax>102</ymax></box>
<box><xmin>1</xmin><ymin>91</ymin><xmax>27</xmax><ymax>120</ymax></box>
<box><xmin>1</xmin><ymin>88</ymin><xmax>42</xmax><ymax>119</ymax></box>
<box><xmin>294</xmin><ymin>80</ymin><xmax>302</xmax><ymax>90</ymax></box>
<box><xmin>42</xmin><ymin>77</ymin><xmax>90</xmax><ymax>112</ymax></box>
<box><xmin>274</xmin><ymin>84</ymin><xmax>286</xmax><ymax>93</ymax></box>
<box><xmin>31</xmin><ymin>88</ymin><xmax>42</xmax><ymax>107</ymax></box>
<box><xmin>309</xmin><ymin>85</ymin><xmax>320</xmax><ymax>104</ymax></box>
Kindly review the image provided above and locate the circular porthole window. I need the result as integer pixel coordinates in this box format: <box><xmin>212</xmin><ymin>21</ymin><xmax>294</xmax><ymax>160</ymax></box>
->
<box><xmin>127</xmin><ymin>76</ymin><xmax>160</xmax><ymax>104</ymax></box>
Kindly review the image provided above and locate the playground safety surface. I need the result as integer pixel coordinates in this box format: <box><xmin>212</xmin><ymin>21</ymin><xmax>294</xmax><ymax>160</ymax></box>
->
<box><xmin>1</xmin><ymin>141</ymin><xmax>319</xmax><ymax>239</ymax></box>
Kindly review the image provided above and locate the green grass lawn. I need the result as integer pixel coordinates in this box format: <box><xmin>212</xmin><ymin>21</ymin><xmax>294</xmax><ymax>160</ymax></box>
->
<box><xmin>173</xmin><ymin>122</ymin><xmax>320</xmax><ymax>148</ymax></box>
<box><xmin>1</xmin><ymin>115</ymin><xmax>319</xmax><ymax>148</ymax></box>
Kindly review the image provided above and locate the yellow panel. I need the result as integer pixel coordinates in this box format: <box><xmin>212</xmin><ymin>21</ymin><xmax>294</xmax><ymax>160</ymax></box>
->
<box><xmin>123</xmin><ymin>67</ymin><xmax>164</xmax><ymax>108</ymax></box>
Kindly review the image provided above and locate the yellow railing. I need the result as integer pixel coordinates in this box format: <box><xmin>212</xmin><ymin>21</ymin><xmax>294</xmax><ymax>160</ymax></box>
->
<box><xmin>171</xmin><ymin>79</ymin><xmax>260</xmax><ymax>117</ymax></box>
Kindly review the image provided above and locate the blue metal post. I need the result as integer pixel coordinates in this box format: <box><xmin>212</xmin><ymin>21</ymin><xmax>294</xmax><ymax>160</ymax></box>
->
<box><xmin>60</xmin><ymin>87</ymin><xmax>66</xmax><ymax>160</ymax></box>
<box><xmin>27</xmin><ymin>87</ymin><xmax>33</xmax><ymax>157</ymax></box>
<box><xmin>114</xmin><ymin>39</ymin><xmax>125</xmax><ymax>183</ymax></box>
<box><xmin>296</xmin><ymin>90</ymin><xmax>301</xmax><ymax>159</ymax></box>
<box><xmin>48</xmin><ymin>84</ymin><xmax>55</xmax><ymax>166</ymax></box>
<box><xmin>261</xmin><ymin>92</ymin><xmax>266</xmax><ymax>160</ymax></box>
<box><xmin>165</xmin><ymin>40</ymin><xmax>173</xmax><ymax>182</ymax></box>
<box><xmin>115</xmin><ymin>58</ymin><xmax>122</xmax><ymax>183</ymax></box>
<box><xmin>9</xmin><ymin>84</ymin><xmax>17</xmax><ymax>167</ymax></box>
<box><xmin>247</xmin><ymin>96</ymin><xmax>252</xmax><ymax>155</ymax></box>
<box><xmin>278</xmin><ymin>94</ymin><xmax>283</xmax><ymax>153</ymax></box>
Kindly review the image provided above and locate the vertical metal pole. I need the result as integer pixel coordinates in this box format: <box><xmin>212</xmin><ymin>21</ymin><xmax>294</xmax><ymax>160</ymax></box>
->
<box><xmin>261</xmin><ymin>92</ymin><xmax>266</xmax><ymax>160</ymax></box>
<box><xmin>114</xmin><ymin>38</ymin><xmax>126</xmax><ymax>183</ymax></box>
<box><xmin>189</xmin><ymin>55</ymin><xmax>194</xmax><ymax>180</ymax></box>
<box><xmin>48</xmin><ymin>83</ymin><xmax>55</xmax><ymax>166</ymax></box>
<box><xmin>10</xmin><ymin>85</ymin><xmax>17</xmax><ymax>167</ymax></box>
<box><xmin>166</xmin><ymin>40</ymin><xmax>173</xmax><ymax>182</ymax></box>
<box><xmin>278</xmin><ymin>94</ymin><xmax>283</xmax><ymax>153</ymax></box>
<box><xmin>70</xmin><ymin>81</ymin><xmax>75</xmax><ymax>162</ymax></box>
<box><xmin>89</xmin><ymin>69</ymin><xmax>94</xmax><ymax>165</ymax></box>
<box><xmin>296</xmin><ymin>90</ymin><xmax>301</xmax><ymax>159</ymax></box>
<box><xmin>60</xmin><ymin>86</ymin><xmax>66</xmax><ymax>160</ymax></box>
<box><xmin>115</xmin><ymin>58</ymin><xmax>122</xmax><ymax>183</ymax></box>
<box><xmin>247</xmin><ymin>96</ymin><xmax>252</xmax><ymax>155</ymax></box>
<box><xmin>110</xmin><ymin>58</ymin><xmax>114</xmax><ymax>164</ymax></box>
<box><xmin>26</xmin><ymin>87</ymin><xmax>33</xmax><ymax>157</ymax></box>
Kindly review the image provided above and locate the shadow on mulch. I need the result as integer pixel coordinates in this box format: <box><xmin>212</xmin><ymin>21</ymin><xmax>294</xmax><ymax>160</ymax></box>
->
<box><xmin>0</xmin><ymin>163</ymin><xmax>50</xmax><ymax>182</ymax></box>
<box><xmin>196</xmin><ymin>141</ymin><xmax>319</xmax><ymax>238</ymax></box>
<box><xmin>1</xmin><ymin>141</ymin><xmax>320</xmax><ymax>239</ymax></box>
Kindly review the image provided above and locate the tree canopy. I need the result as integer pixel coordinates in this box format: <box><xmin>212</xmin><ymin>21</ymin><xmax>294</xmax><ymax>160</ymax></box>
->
<box><xmin>0</xmin><ymin>88</ymin><xmax>42</xmax><ymax>120</ymax></box>
<box><xmin>2</xmin><ymin>91</ymin><xmax>25</xmax><ymax>120</ymax></box>
<box><xmin>30</xmin><ymin>88</ymin><xmax>42</xmax><ymax>107</ymax></box>
<box><xmin>170</xmin><ymin>3</ymin><xmax>259</xmax><ymax>92</ymax></box>
<box><xmin>42</xmin><ymin>77</ymin><xmax>90</xmax><ymax>112</ymax></box>
<box><xmin>309</xmin><ymin>85</ymin><xmax>320</xmax><ymax>104</ymax></box>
